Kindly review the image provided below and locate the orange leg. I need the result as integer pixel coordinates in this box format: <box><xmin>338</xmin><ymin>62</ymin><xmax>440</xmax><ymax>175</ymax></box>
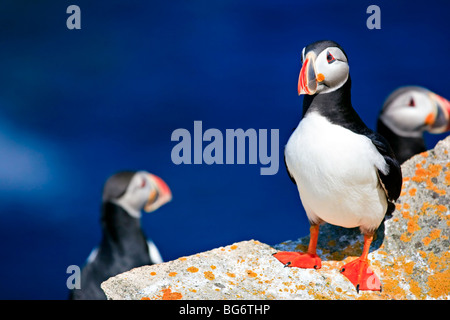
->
<box><xmin>340</xmin><ymin>234</ymin><xmax>381</xmax><ymax>292</ymax></box>
<box><xmin>273</xmin><ymin>225</ymin><xmax>322</xmax><ymax>269</ymax></box>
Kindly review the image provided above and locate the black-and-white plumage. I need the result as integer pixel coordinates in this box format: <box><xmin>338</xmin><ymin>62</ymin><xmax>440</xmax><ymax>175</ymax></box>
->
<box><xmin>274</xmin><ymin>40</ymin><xmax>402</xmax><ymax>292</ymax></box>
<box><xmin>69</xmin><ymin>171</ymin><xmax>172</xmax><ymax>300</ymax></box>
<box><xmin>287</xmin><ymin>40</ymin><xmax>401</xmax><ymax>231</ymax></box>
<box><xmin>377</xmin><ymin>86</ymin><xmax>450</xmax><ymax>163</ymax></box>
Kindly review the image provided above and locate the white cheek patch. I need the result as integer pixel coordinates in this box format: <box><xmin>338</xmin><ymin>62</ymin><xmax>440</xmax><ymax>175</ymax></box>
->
<box><xmin>315</xmin><ymin>48</ymin><xmax>349</xmax><ymax>94</ymax></box>
<box><xmin>380</xmin><ymin>91</ymin><xmax>435</xmax><ymax>138</ymax></box>
<box><xmin>112</xmin><ymin>173</ymin><xmax>150</xmax><ymax>218</ymax></box>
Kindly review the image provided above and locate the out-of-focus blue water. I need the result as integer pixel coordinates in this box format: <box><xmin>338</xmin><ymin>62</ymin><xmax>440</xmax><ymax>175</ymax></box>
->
<box><xmin>0</xmin><ymin>0</ymin><xmax>448</xmax><ymax>299</ymax></box>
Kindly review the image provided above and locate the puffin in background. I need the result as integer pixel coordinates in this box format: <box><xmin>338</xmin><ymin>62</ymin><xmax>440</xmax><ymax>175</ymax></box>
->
<box><xmin>273</xmin><ymin>40</ymin><xmax>402</xmax><ymax>292</ymax></box>
<box><xmin>69</xmin><ymin>171</ymin><xmax>172</xmax><ymax>300</ymax></box>
<box><xmin>377</xmin><ymin>86</ymin><xmax>450</xmax><ymax>163</ymax></box>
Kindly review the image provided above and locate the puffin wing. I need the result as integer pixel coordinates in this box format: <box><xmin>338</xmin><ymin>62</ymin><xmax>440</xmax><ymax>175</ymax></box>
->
<box><xmin>86</xmin><ymin>240</ymin><xmax>163</xmax><ymax>267</ymax></box>
<box><xmin>368</xmin><ymin>132</ymin><xmax>403</xmax><ymax>201</ymax></box>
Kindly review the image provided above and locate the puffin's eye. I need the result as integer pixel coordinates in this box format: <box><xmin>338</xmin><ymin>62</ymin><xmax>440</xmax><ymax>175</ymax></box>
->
<box><xmin>408</xmin><ymin>98</ymin><xmax>415</xmax><ymax>107</ymax></box>
<box><xmin>327</xmin><ymin>51</ymin><xmax>336</xmax><ymax>64</ymax></box>
<box><xmin>140</xmin><ymin>178</ymin><xmax>146</xmax><ymax>188</ymax></box>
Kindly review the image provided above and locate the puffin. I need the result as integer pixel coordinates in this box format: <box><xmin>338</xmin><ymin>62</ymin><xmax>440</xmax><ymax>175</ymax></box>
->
<box><xmin>69</xmin><ymin>170</ymin><xmax>172</xmax><ymax>300</ymax></box>
<box><xmin>377</xmin><ymin>86</ymin><xmax>450</xmax><ymax>163</ymax></box>
<box><xmin>273</xmin><ymin>40</ymin><xmax>403</xmax><ymax>292</ymax></box>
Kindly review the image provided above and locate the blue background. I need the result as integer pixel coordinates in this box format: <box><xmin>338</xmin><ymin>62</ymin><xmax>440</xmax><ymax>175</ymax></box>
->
<box><xmin>0</xmin><ymin>0</ymin><xmax>448</xmax><ymax>299</ymax></box>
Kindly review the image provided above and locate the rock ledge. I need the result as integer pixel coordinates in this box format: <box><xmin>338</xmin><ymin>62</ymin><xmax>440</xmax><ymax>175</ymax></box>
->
<box><xmin>102</xmin><ymin>137</ymin><xmax>450</xmax><ymax>300</ymax></box>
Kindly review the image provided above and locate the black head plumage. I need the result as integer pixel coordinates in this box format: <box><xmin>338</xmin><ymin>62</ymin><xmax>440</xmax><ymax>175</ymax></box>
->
<box><xmin>102</xmin><ymin>171</ymin><xmax>136</xmax><ymax>203</ymax></box>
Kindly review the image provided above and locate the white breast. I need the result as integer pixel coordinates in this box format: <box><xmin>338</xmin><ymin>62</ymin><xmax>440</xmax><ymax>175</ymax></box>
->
<box><xmin>285</xmin><ymin>112</ymin><xmax>388</xmax><ymax>232</ymax></box>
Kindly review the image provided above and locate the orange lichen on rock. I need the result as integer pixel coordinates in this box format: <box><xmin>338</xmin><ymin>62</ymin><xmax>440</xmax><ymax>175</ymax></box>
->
<box><xmin>141</xmin><ymin>297</ymin><xmax>151</xmax><ymax>300</ymax></box>
<box><xmin>150</xmin><ymin>272</ymin><xmax>156</xmax><ymax>276</ymax></box>
<box><xmin>407</xmin><ymin>215</ymin><xmax>421</xmax><ymax>234</ymax></box>
<box><xmin>427</xmin><ymin>251</ymin><xmax>449</xmax><ymax>272</ymax></box>
<box><xmin>226</xmin><ymin>272</ymin><xmax>236</xmax><ymax>278</ymax></box>
<box><xmin>412</xmin><ymin>163</ymin><xmax>441</xmax><ymax>182</ymax></box>
<box><xmin>168</xmin><ymin>272</ymin><xmax>177</xmax><ymax>277</ymax></box>
<box><xmin>246</xmin><ymin>270</ymin><xmax>258</xmax><ymax>278</ymax></box>
<box><xmin>423</xmin><ymin>229</ymin><xmax>442</xmax><ymax>246</ymax></box>
<box><xmin>412</xmin><ymin>163</ymin><xmax>447</xmax><ymax>195</ymax></box>
<box><xmin>408</xmin><ymin>188</ymin><xmax>417</xmax><ymax>196</ymax></box>
<box><xmin>379</xmin><ymin>275</ymin><xmax>405</xmax><ymax>299</ymax></box>
<box><xmin>420</xmin><ymin>202</ymin><xmax>449</xmax><ymax>218</ymax></box>
<box><xmin>420</xmin><ymin>201</ymin><xmax>432</xmax><ymax>213</ymax></box>
<box><xmin>401</xmin><ymin>210</ymin><xmax>410</xmax><ymax>219</ymax></box>
<box><xmin>420</xmin><ymin>151</ymin><xmax>429</xmax><ymax>158</ymax></box>
<box><xmin>427</xmin><ymin>269</ymin><xmax>450</xmax><ymax>299</ymax></box>
<box><xmin>427</xmin><ymin>164</ymin><xmax>442</xmax><ymax>176</ymax></box>
<box><xmin>422</xmin><ymin>236</ymin><xmax>432</xmax><ymax>246</ymax></box>
<box><xmin>204</xmin><ymin>271</ymin><xmax>215</xmax><ymax>280</ymax></box>
<box><xmin>426</xmin><ymin>178</ymin><xmax>446</xmax><ymax>195</ymax></box>
<box><xmin>412</xmin><ymin>168</ymin><xmax>427</xmax><ymax>182</ymax></box>
<box><xmin>408</xmin><ymin>279</ymin><xmax>423</xmax><ymax>298</ymax></box>
<box><xmin>161</xmin><ymin>288</ymin><xmax>183</xmax><ymax>300</ymax></box>
<box><xmin>187</xmin><ymin>266</ymin><xmax>199</xmax><ymax>273</ymax></box>
<box><xmin>230</xmin><ymin>245</ymin><xmax>238</xmax><ymax>250</ymax></box>
<box><xmin>435</xmin><ymin>204</ymin><xmax>447</xmax><ymax>213</ymax></box>
<box><xmin>445</xmin><ymin>170</ymin><xmax>450</xmax><ymax>186</ymax></box>
<box><xmin>400</xmin><ymin>232</ymin><xmax>412</xmax><ymax>243</ymax></box>
<box><xmin>403</xmin><ymin>261</ymin><xmax>415</xmax><ymax>274</ymax></box>
<box><xmin>374</xmin><ymin>254</ymin><xmax>424</xmax><ymax>299</ymax></box>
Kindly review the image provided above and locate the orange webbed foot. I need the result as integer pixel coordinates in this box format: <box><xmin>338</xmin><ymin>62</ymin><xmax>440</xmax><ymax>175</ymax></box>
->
<box><xmin>340</xmin><ymin>257</ymin><xmax>381</xmax><ymax>292</ymax></box>
<box><xmin>273</xmin><ymin>251</ymin><xmax>322</xmax><ymax>269</ymax></box>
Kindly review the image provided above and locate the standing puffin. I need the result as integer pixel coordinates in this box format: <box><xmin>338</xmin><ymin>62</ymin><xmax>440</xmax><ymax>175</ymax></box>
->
<box><xmin>273</xmin><ymin>40</ymin><xmax>402</xmax><ymax>292</ymax></box>
<box><xmin>377</xmin><ymin>86</ymin><xmax>450</xmax><ymax>163</ymax></box>
<box><xmin>69</xmin><ymin>171</ymin><xmax>172</xmax><ymax>300</ymax></box>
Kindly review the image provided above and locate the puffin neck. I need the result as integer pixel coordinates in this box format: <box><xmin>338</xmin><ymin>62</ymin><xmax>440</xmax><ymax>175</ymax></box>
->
<box><xmin>101</xmin><ymin>202</ymin><xmax>143</xmax><ymax>245</ymax></box>
<box><xmin>302</xmin><ymin>77</ymin><xmax>368</xmax><ymax>134</ymax></box>
<box><xmin>303</xmin><ymin>76</ymin><xmax>352</xmax><ymax>116</ymax></box>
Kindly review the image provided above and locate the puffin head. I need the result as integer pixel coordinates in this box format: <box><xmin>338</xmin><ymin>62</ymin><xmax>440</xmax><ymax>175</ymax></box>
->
<box><xmin>102</xmin><ymin>171</ymin><xmax>172</xmax><ymax>218</ymax></box>
<box><xmin>298</xmin><ymin>40</ymin><xmax>349</xmax><ymax>95</ymax></box>
<box><xmin>379</xmin><ymin>86</ymin><xmax>450</xmax><ymax>138</ymax></box>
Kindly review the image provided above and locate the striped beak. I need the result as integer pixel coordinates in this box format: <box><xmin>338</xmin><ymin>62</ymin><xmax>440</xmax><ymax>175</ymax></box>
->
<box><xmin>298</xmin><ymin>52</ymin><xmax>318</xmax><ymax>95</ymax></box>
<box><xmin>427</xmin><ymin>93</ymin><xmax>450</xmax><ymax>133</ymax></box>
<box><xmin>144</xmin><ymin>174</ymin><xmax>172</xmax><ymax>212</ymax></box>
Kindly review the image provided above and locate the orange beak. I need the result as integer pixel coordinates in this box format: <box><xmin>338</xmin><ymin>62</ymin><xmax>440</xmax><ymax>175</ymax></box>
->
<box><xmin>298</xmin><ymin>52</ymin><xmax>318</xmax><ymax>95</ymax></box>
<box><xmin>428</xmin><ymin>93</ymin><xmax>450</xmax><ymax>133</ymax></box>
<box><xmin>144</xmin><ymin>174</ymin><xmax>172</xmax><ymax>212</ymax></box>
